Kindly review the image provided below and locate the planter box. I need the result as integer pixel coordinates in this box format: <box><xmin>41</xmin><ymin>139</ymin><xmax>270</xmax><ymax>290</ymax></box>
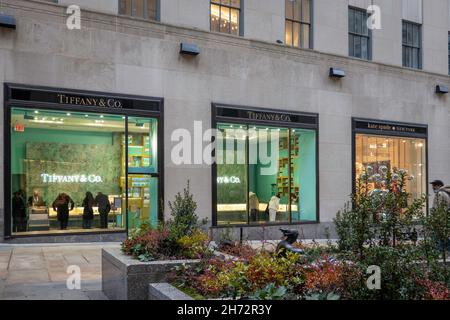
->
<box><xmin>102</xmin><ymin>247</ymin><xmax>200</xmax><ymax>300</ymax></box>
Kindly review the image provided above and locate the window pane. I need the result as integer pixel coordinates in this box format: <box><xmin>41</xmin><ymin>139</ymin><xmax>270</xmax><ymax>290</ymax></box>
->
<box><xmin>413</xmin><ymin>25</ymin><xmax>420</xmax><ymax>47</ymax></box>
<box><xmin>414</xmin><ymin>48</ymin><xmax>420</xmax><ymax>68</ymax></box>
<box><xmin>126</xmin><ymin>175</ymin><xmax>159</xmax><ymax>229</ymax></box>
<box><xmin>285</xmin><ymin>20</ymin><xmax>293</xmax><ymax>46</ymax></box>
<box><xmin>301</xmin><ymin>24</ymin><xmax>310</xmax><ymax>48</ymax></box>
<box><xmin>147</xmin><ymin>0</ymin><xmax>157</xmax><ymax>20</ymax></box>
<box><xmin>402</xmin><ymin>22</ymin><xmax>407</xmax><ymax>44</ymax></box>
<box><xmin>406</xmin><ymin>47</ymin><xmax>411</xmax><ymax>67</ymax></box>
<box><xmin>349</xmin><ymin>34</ymin><xmax>354</xmax><ymax>56</ymax></box>
<box><xmin>211</xmin><ymin>4</ymin><xmax>221</xmax><ymax>32</ymax></box>
<box><xmin>230</xmin><ymin>8</ymin><xmax>239</xmax><ymax>35</ymax></box>
<box><xmin>293</xmin><ymin>0</ymin><xmax>301</xmax><ymax>21</ymax></box>
<box><xmin>349</xmin><ymin>8</ymin><xmax>355</xmax><ymax>33</ymax></box>
<box><xmin>291</xmin><ymin>129</ymin><xmax>317</xmax><ymax>222</ymax></box>
<box><xmin>211</xmin><ymin>0</ymin><xmax>220</xmax><ymax>3</ymax></box>
<box><xmin>221</xmin><ymin>0</ymin><xmax>231</xmax><ymax>6</ymax></box>
<box><xmin>302</xmin><ymin>0</ymin><xmax>310</xmax><ymax>23</ymax></box>
<box><xmin>285</xmin><ymin>0</ymin><xmax>293</xmax><ymax>20</ymax></box>
<box><xmin>127</xmin><ymin>117</ymin><xmax>158</xmax><ymax>173</ymax></box>
<box><xmin>402</xmin><ymin>46</ymin><xmax>407</xmax><ymax>67</ymax></box>
<box><xmin>361</xmin><ymin>37</ymin><xmax>368</xmax><ymax>59</ymax></box>
<box><xmin>11</xmin><ymin>108</ymin><xmax>127</xmax><ymax>234</ymax></box>
<box><xmin>293</xmin><ymin>22</ymin><xmax>300</xmax><ymax>47</ymax></box>
<box><xmin>220</xmin><ymin>6</ymin><xmax>230</xmax><ymax>33</ymax></box>
<box><xmin>355</xmin><ymin>134</ymin><xmax>426</xmax><ymax>206</ymax></box>
<box><xmin>248</xmin><ymin>127</ymin><xmax>289</xmax><ymax>224</ymax></box>
<box><xmin>362</xmin><ymin>13</ymin><xmax>369</xmax><ymax>36</ymax></box>
<box><xmin>119</xmin><ymin>0</ymin><xmax>132</xmax><ymax>15</ymax></box>
<box><xmin>217</xmin><ymin>124</ymin><xmax>248</xmax><ymax>225</ymax></box>
<box><xmin>354</xmin><ymin>36</ymin><xmax>361</xmax><ymax>58</ymax></box>
<box><xmin>133</xmin><ymin>0</ymin><xmax>145</xmax><ymax>18</ymax></box>
<box><xmin>230</xmin><ymin>0</ymin><xmax>240</xmax><ymax>9</ymax></box>
<box><xmin>407</xmin><ymin>23</ymin><xmax>413</xmax><ymax>45</ymax></box>
<box><xmin>355</xmin><ymin>10</ymin><xmax>362</xmax><ymax>34</ymax></box>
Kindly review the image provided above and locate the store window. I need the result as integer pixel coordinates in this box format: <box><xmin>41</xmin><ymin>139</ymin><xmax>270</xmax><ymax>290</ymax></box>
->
<box><xmin>285</xmin><ymin>0</ymin><xmax>311</xmax><ymax>48</ymax></box>
<box><xmin>354</xmin><ymin>120</ymin><xmax>427</xmax><ymax>202</ymax></box>
<box><xmin>349</xmin><ymin>6</ymin><xmax>371</xmax><ymax>60</ymax></box>
<box><xmin>210</xmin><ymin>0</ymin><xmax>241</xmax><ymax>36</ymax></box>
<box><xmin>10</xmin><ymin>107</ymin><xmax>159</xmax><ymax>235</ymax></box>
<box><xmin>214</xmin><ymin>106</ymin><xmax>318</xmax><ymax>226</ymax></box>
<box><xmin>119</xmin><ymin>0</ymin><xmax>158</xmax><ymax>20</ymax></box>
<box><xmin>402</xmin><ymin>20</ymin><xmax>421</xmax><ymax>69</ymax></box>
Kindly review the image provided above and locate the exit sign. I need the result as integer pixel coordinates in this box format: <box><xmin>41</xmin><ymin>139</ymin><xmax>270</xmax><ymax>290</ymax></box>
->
<box><xmin>14</xmin><ymin>124</ymin><xmax>25</xmax><ymax>132</ymax></box>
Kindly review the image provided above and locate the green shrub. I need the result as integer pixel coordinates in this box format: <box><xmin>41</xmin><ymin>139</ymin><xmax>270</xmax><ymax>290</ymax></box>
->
<box><xmin>168</xmin><ymin>180</ymin><xmax>200</xmax><ymax>240</ymax></box>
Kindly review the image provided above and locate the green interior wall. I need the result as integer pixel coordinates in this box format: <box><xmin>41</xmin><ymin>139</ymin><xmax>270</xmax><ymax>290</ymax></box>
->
<box><xmin>217</xmin><ymin>124</ymin><xmax>317</xmax><ymax>223</ymax></box>
<box><xmin>12</xmin><ymin>128</ymin><xmax>115</xmax><ymax>175</ymax></box>
<box><xmin>294</xmin><ymin>130</ymin><xmax>317</xmax><ymax>221</ymax></box>
<box><xmin>11</xmin><ymin>127</ymin><xmax>122</xmax><ymax>206</ymax></box>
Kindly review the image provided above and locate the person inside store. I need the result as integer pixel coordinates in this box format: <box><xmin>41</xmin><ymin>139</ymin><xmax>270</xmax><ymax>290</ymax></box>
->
<box><xmin>249</xmin><ymin>192</ymin><xmax>259</xmax><ymax>222</ymax></box>
<box><xmin>28</xmin><ymin>189</ymin><xmax>46</xmax><ymax>207</ymax></box>
<box><xmin>95</xmin><ymin>192</ymin><xmax>111</xmax><ymax>229</ymax></box>
<box><xmin>12</xmin><ymin>191</ymin><xmax>27</xmax><ymax>232</ymax></box>
<box><xmin>82</xmin><ymin>191</ymin><xmax>95</xmax><ymax>229</ymax></box>
<box><xmin>52</xmin><ymin>193</ymin><xmax>74</xmax><ymax>230</ymax></box>
<box><xmin>268</xmin><ymin>193</ymin><xmax>281</xmax><ymax>223</ymax></box>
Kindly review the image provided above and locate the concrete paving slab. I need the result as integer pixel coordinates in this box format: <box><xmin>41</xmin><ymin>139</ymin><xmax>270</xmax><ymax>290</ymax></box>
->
<box><xmin>0</xmin><ymin>243</ymin><xmax>116</xmax><ymax>300</ymax></box>
<box><xmin>6</xmin><ymin>269</ymin><xmax>50</xmax><ymax>284</ymax></box>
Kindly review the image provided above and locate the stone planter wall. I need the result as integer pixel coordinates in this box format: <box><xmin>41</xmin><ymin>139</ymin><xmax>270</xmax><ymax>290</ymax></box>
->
<box><xmin>102</xmin><ymin>247</ymin><xmax>200</xmax><ymax>300</ymax></box>
<box><xmin>148</xmin><ymin>283</ymin><xmax>194</xmax><ymax>300</ymax></box>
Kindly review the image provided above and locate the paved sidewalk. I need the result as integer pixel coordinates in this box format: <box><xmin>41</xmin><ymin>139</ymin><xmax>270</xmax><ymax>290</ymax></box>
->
<box><xmin>0</xmin><ymin>243</ymin><xmax>120</xmax><ymax>300</ymax></box>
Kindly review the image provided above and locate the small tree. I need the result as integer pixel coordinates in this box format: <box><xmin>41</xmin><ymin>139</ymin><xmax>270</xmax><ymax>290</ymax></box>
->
<box><xmin>334</xmin><ymin>174</ymin><xmax>378</xmax><ymax>259</ymax></box>
<box><xmin>168</xmin><ymin>180</ymin><xmax>199</xmax><ymax>240</ymax></box>
<box><xmin>421</xmin><ymin>200</ymin><xmax>450</xmax><ymax>279</ymax></box>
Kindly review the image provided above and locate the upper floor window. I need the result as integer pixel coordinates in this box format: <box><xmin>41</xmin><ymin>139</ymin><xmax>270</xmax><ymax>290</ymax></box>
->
<box><xmin>348</xmin><ymin>7</ymin><xmax>371</xmax><ymax>60</ymax></box>
<box><xmin>402</xmin><ymin>20</ymin><xmax>421</xmax><ymax>69</ymax></box>
<box><xmin>210</xmin><ymin>0</ymin><xmax>241</xmax><ymax>36</ymax></box>
<box><xmin>119</xmin><ymin>0</ymin><xmax>157</xmax><ymax>20</ymax></box>
<box><xmin>285</xmin><ymin>0</ymin><xmax>311</xmax><ymax>48</ymax></box>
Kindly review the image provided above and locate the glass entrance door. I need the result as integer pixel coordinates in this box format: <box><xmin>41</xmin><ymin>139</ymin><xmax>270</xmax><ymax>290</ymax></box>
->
<box><xmin>125</xmin><ymin>116</ymin><xmax>160</xmax><ymax>230</ymax></box>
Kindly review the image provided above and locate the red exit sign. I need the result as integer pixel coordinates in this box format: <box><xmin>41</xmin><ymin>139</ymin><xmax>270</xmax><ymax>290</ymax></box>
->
<box><xmin>14</xmin><ymin>123</ymin><xmax>25</xmax><ymax>132</ymax></box>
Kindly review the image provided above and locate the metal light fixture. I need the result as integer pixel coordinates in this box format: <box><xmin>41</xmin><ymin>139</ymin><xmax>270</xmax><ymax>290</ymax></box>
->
<box><xmin>329</xmin><ymin>67</ymin><xmax>346</xmax><ymax>78</ymax></box>
<box><xmin>435</xmin><ymin>85</ymin><xmax>449</xmax><ymax>94</ymax></box>
<box><xmin>180</xmin><ymin>43</ymin><xmax>200</xmax><ymax>56</ymax></box>
<box><xmin>0</xmin><ymin>14</ymin><xmax>16</xmax><ymax>29</ymax></box>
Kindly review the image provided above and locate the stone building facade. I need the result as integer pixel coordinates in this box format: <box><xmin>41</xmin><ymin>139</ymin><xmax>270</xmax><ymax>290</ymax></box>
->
<box><xmin>0</xmin><ymin>0</ymin><xmax>449</xmax><ymax>242</ymax></box>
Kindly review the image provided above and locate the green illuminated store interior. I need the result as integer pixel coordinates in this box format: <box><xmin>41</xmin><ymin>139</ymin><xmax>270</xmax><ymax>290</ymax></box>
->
<box><xmin>10</xmin><ymin>107</ymin><xmax>159</xmax><ymax>235</ymax></box>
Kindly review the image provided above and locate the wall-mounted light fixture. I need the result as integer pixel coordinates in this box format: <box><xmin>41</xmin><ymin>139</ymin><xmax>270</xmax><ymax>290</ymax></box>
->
<box><xmin>435</xmin><ymin>85</ymin><xmax>449</xmax><ymax>94</ymax></box>
<box><xmin>0</xmin><ymin>14</ymin><xmax>16</xmax><ymax>29</ymax></box>
<box><xmin>329</xmin><ymin>67</ymin><xmax>346</xmax><ymax>78</ymax></box>
<box><xmin>180</xmin><ymin>43</ymin><xmax>200</xmax><ymax>56</ymax></box>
